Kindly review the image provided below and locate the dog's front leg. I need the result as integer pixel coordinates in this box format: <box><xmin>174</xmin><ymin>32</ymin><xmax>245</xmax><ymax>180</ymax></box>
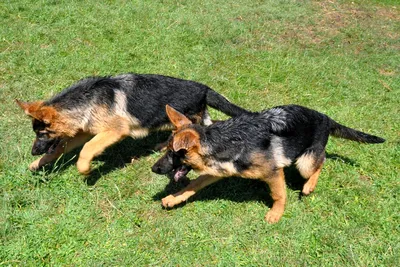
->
<box><xmin>77</xmin><ymin>131</ymin><xmax>127</xmax><ymax>175</ymax></box>
<box><xmin>29</xmin><ymin>143</ymin><xmax>65</xmax><ymax>171</ymax></box>
<box><xmin>263</xmin><ymin>168</ymin><xmax>286</xmax><ymax>224</ymax></box>
<box><xmin>162</xmin><ymin>175</ymin><xmax>224</xmax><ymax>208</ymax></box>
<box><xmin>29</xmin><ymin>133</ymin><xmax>92</xmax><ymax>171</ymax></box>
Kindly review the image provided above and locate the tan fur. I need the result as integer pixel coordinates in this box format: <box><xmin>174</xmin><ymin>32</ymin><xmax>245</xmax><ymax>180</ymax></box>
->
<box><xmin>181</xmin><ymin>149</ymin><xmax>206</xmax><ymax>172</ymax></box>
<box><xmin>173</xmin><ymin>129</ymin><xmax>200</xmax><ymax>152</ymax></box>
<box><xmin>295</xmin><ymin>153</ymin><xmax>316</xmax><ymax>178</ymax></box>
<box><xmin>302</xmin><ymin>164</ymin><xmax>323</xmax><ymax>195</ymax></box>
<box><xmin>77</xmin><ymin>130</ymin><xmax>128</xmax><ymax>174</ymax></box>
<box><xmin>154</xmin><ymin>123</ymin><xmax>175</xmax><ymax>132</ymax></box>
<box><xmin>241</xmin><ymin>152</ymin><xmax>274</xmax><ymax>179</ymax></box>
<box><xmin>214</xmin><ymin>162</ymin><xmax>238</xmax><ymax>176</ymax></box>
<box><xmin>162</xmin><ymin>175</ymin><xmax>224</xmax><ymax>208</ymax></box>
<box><xmin>16</xmin><ymin>100</ymin><xmax>44</xmax><ymax>118</ymax></box>
<box><xmin>17</xmin><ymin>100</ymin><xmax>76</xmax><ymax>137</ymax></box>
<box><xmin>166</xmin><ymin>105</ymin><xmax>193</xmax><ymax>128</ymax></box>
<box><xmin>261</xmin><ymin>168</ymin><xmax>286</xmax><ymax>223</ymax></box>
<box><xmin>270</xmin><ymin>136</ymin><xmax>292</xmax><ymax>168</ymax></box>
<box><xmin>50</xmin><ymin>114</ymin><xmax>77</xmax><ymax>137</ymax></box>
<box><xmin>17</xmin><ymin>99</ymin><xmax>162</xmax><ymax>174</ymax></box>
<box><xmin>196</xmin><ymin>159</ymin><xmax>238</xmax><ymax>177</ymax></box>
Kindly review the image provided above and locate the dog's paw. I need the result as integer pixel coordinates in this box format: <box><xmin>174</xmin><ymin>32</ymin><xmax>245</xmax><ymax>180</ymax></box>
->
<box><xmin>76</xmin><ymin>160</ymin><xmax>91</xmax><ymax>175</ymax></box>
<box><xmin>302</xmin><ymin>182</ymin><xmax>316</xmax><ymax>196</ymax></box>
<box><xmin>29</xmin><ymin>160</ymin><xmax>41</xmax><ymax>171</ymax></box>
<box><xmin>264</xmin><ymin>210</ymin><xmax>283</xmax><ymax>224</ymax></box>
<box><xmin>161</xmin><ymin>195</ymin><xmax>181</xmax><ymax>208</ymax></box>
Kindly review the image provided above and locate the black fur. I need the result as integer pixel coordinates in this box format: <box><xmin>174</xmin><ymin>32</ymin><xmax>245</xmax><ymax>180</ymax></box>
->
<box><xmin>46</xmin><ymin>73</ymin><xmax>249</xmax><ymax>128</ymax></box>
<box><xmin>153</xmin><ymin>104</ymin><xmax>385</xmax><ymax>176</ymax></box>
<box><xmin>202</xmin><ymin>105</ymin><xmax>383</xmax><ymax>166</ymax></box>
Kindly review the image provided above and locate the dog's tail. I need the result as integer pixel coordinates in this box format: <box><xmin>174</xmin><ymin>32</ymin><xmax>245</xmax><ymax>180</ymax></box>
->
<box><xmin>206</xmin><ymin>89</ymin><xmax>250</xmax><ymax>117</ymax></box>
<box><xmin>329</xmin><ymin>120</ymin><xmax>385</xmax><ymax>144</ymax></box>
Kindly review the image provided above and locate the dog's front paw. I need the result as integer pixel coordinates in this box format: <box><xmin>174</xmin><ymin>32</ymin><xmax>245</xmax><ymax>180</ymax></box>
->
<box><xmin>76</xmin><ymin>160</ymin><xmax>91</xmax><ymax>175</ymax></box>
<box><xmin>29</xmin><ymin>159</ymin><xmax>41</xmax><ymax>171</ymax></box>
<box><xmin>264</xmin><ymin>210</ymin><xmax>283</xmax><ymax>224</ymax></box>
<box><xmin>162</xmin><ymin>195</ymin><xmax>182</xmax><ymax>208</ymax></box>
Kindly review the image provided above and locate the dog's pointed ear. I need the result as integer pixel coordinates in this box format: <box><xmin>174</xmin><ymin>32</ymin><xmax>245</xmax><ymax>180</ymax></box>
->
<box><xmin>15</xmin><ymin>100</ymin><xmax>44</xmax><ymax>119</ymax></box>
<box><xmin>39</xmin><ymin>106</ymin><xmax>59</xmax><ymax>124</ymax></box>
<box><xmin>15</xmin><ymin>100</ymin><xmax>58</xmax><ymax>124</ymax></box>
<box><xmin>166</xmin><ymin>105</ymin><xmax>192</xmax><ymax>129</ymax></box>
<box><xmin>173</xmin><ymin>129</ymin><xmax>200</xmax><ymax>152</ymax></box>
<box><xmin>16</xmin><ymin>99</ymin><xmax>29</xmax><ymax>111</ymax></box>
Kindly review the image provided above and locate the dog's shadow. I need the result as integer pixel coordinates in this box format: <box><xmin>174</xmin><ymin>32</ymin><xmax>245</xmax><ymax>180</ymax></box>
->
<box><xmin>34</xmin><ymin>132</ymin><xmax>170</xmax><ymax>185</ymax></box>
<box><xmin>152</xmin><ymin>152</ymin><xmax>359</xmax><ymax>208</ymax></box>
<box><xmin>153</xmin><ymin>176</ymin><xmax>275</xmax><ymax>207</ymax></box>
<box><xmin>152</xmin><ymin>168</ymin><xmax>303</xmax><ymax>208</ymax></box>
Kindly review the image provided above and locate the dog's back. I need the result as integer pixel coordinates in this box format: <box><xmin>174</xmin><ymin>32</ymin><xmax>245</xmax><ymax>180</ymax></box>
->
<box><xmin>45</xmin><ymin>74</ymin><xmax>208</xmax><ymax>127</ymax></box>
<box><xmin>197</xmin><ymin>104</ymin><xmax>384</xmax><ymax>173</ymax></box>
<box><xmin>45</xmin><ymin>73</ymin><xmax>248</xmax><ymax>129</ymax></box>
<box><xmin>117</xmin><ymin>74</ymin><xmax>210</xmax><ymax>128</ymax></box>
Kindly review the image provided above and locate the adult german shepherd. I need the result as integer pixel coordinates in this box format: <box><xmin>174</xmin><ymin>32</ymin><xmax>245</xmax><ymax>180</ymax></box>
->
<box><xmin>152</xmin><ymin>105</ymin><xmax>385</xmax><ymax>223</ymax></box>
<box><xmin>16</xmin><ymin>74</ymin><xmax>248</xmax><ymax>174</ymax></box>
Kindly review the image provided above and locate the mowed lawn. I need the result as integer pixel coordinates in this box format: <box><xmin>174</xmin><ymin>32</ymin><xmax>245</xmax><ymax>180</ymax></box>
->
<box><xmin>1</xmin><ymin>0</ymin><xmax>399</xmax><ymax>265</ymax></box>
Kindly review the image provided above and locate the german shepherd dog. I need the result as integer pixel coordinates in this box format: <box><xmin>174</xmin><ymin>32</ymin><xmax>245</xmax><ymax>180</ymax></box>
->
<box><xmin>16</xmin><ymin>74</ymin><xmax>248</xmax><ymax>175</ymax></box>
<box><xmin>152</xmin><ymin>105</ymin><xmax>385</xmax><ymax>223</ymax></box>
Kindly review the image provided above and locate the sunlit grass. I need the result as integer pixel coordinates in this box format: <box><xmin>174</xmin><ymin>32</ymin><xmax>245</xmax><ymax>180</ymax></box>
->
<box><xmin>1</xmin><ymin>0</ymin><xmax>399</xmax><ymax>265</ymax></box>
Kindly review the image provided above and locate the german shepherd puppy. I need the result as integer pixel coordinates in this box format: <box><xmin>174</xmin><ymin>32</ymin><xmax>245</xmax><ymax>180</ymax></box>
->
<box><xmin>152</xmin><ymin>105</ymin><xmax>385</xmax><ymax>223</ymax></box>
<box><xmin>16</xmin><ymin>73</ymin><xmax>248</xmax><ymax>175</ymax></box>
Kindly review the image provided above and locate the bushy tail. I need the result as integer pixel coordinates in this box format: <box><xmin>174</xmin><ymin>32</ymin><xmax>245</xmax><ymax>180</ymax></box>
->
<box><xmin>329</xmin><ymin>120</ymin><xmax>385</xmax><ymax>144</ymax></box>
<box><xmin>206</xmin><ymin>89</ymin><xmax>250</xmax><ymax>117</ymax></box>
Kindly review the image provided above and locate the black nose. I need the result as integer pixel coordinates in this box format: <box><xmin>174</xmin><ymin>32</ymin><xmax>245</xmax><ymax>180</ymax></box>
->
<box><xmin>152</xmin><ymin>164</ymin><xmax>162</xmax><ymax>174</ymax></box>
<box><xmin>31</xmin><ymin>146</ymin><xmax>41</xmax><ymax>156</ymax></box>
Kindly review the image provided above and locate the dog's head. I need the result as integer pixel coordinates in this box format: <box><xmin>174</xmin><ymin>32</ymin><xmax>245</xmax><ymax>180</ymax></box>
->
<box><xmin>16</xmin><ymin>100</ymin><xmax>65</xmax><ymax>155</ymax></box>
<box><xmin>152</xmin><ymin>105</ymin><xmax>203</xmax><ymax>181</ymax></box>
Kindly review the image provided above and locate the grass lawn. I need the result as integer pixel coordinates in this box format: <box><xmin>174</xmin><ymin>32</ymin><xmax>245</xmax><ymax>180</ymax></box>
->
<box><xmin>1</xmin><ymin>0</ymin><xmax>399</xmax><ymax>265</ymax></box>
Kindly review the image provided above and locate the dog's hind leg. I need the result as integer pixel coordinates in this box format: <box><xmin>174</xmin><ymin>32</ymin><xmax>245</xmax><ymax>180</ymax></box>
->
<box><xmin>302</xmin><ymin>164</ymin><xmax>324</xmax><ymax>195</ymax></box>
<box><xmin>201</xmin><ymin>108</ymin><xmax>213</xmax><ymax>126</ymax></box>
<box><xmin>263</xmin><ymin>168</ymin><xmax>286</xmax><ymax>224</ymax></box>
<box><xmin>29</xmin><ymin>133</ymin><xmax>92</xmax><ymax>171</ymax></box>
<box><xmin>77</xmin><ymin>131</ymin><xmax>127</xmax><ymax>174</ymax></box>
<box><xmin>296</xmin><ymin>151</ymin><xmax>325</xmax><ymax>195</ymax></box>
<box><xmin>161</xmin><ymin>175</ymin><xmax>224</xmax><ymax>208</ymax></box>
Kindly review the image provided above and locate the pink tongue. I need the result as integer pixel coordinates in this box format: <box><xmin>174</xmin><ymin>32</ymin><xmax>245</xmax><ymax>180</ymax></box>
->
<box><xmin>174</xmin><ymin>169</ymin><xmax>186</xmax><ymax>182</ymax></box>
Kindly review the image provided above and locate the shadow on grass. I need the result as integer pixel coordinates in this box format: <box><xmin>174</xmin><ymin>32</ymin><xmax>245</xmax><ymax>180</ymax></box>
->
<box><xmin>32</xmin><ymin>140</ymin><xmax>360</xmax><ymax>190</ymax></box>
<box><xmin>152</xmin><ymin>152</ymin><xmax>361</xmax><ymax>208</ymax></box>
<box><xmin>31</xmin><ymin>131</ymin><xmax>170</xmax><ymax>185</ymax></box>
<box><xmin>153</xmin><ymin>167</ymin><xmax>305</xmax><ymax>208</ymax></box>
<box><xmin>153</xmin><ymin>177</ymin><xmax>274</xmax><ymax>207</ymax></box>
<box><xmin>326</xmin><ymin>152</ymin><xmax>359</xmax><ymax>167</ymax></box>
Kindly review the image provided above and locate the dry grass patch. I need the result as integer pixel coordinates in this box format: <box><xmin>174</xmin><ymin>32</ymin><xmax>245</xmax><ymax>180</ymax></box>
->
<box><xmin>277</xmin><ymin>0</ymin><xmax>400</xmax><ymax>48</ymax></box>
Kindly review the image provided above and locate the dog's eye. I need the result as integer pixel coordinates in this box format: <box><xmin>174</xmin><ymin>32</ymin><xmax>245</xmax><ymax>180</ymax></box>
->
<box><xmin>37</xmin><ymin>132</ymin><xmax>48</xmax><ymax>139</ymax></box>
<box><xmin>173</xmin><ymin>149</ymin><xmax>187</xmax><ymax>157</ymax></box>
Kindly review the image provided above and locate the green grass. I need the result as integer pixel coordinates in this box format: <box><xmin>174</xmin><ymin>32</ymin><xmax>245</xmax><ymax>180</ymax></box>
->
<box><xmin>1</xmin><ymin>0</ymin><xmax>399</xmax><ymax>265</ymax></box>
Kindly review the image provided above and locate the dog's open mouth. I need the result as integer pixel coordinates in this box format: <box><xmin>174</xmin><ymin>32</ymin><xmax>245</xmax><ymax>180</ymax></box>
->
<box><xmin>173</xmin><ymin>165</ymin><xmax>191</xmax><ymax>182</ymax></box>
<box><xmin>46</xmin><ymin>138</ymin><xmax>61</xmax><ymax>154</ymax></box>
